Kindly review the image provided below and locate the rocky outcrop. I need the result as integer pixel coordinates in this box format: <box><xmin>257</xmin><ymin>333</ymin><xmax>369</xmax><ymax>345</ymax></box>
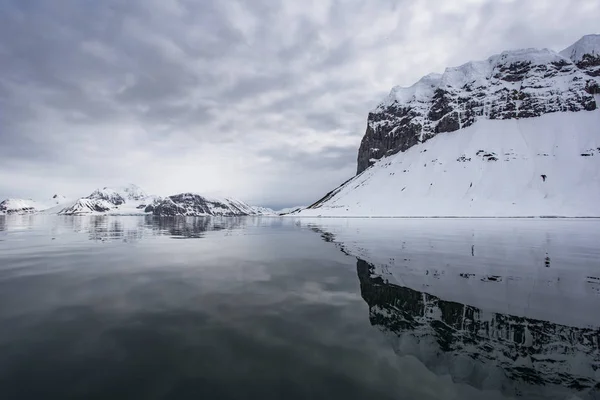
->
<box><xmin>148</xmin><ymin>193</ymin><xmax>261</xmax><ymax>217</ymax></box>
<box><xmin>357</xmin><ymin>34</ymin><xmax>600</xmax><ymax>174</ymax></box>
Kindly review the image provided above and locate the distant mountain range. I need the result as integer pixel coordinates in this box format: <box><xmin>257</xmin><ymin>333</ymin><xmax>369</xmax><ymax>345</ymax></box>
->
<box><xmin>0</xmin><ymin>184</ymin><xmax>284</xmax><ymax>217</ymax></box>
<box><xmin>296</xmin><ymin>34</ymin><xmax>600</xmax><ymax>217</ymax></box>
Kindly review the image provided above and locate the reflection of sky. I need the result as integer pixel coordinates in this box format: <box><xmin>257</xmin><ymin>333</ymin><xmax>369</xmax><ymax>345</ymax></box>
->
<box><xmin>301</xmin><ymin>218</ymin><xmax>600</xmax><ymax>329</ymax></box>
<box><xmin>1</xmin><ymin>216</ymin><xmax>599</xmax><ymax>399</ymax></box>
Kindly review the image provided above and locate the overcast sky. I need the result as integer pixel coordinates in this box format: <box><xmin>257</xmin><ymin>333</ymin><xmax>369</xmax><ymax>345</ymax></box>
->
<box><xmin>1</xmin><ymin>0</ymin><xmax>598</xmax><ymax>209</ymax></box>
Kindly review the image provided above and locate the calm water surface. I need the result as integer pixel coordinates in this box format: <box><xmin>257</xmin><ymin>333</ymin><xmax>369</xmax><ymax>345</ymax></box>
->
<box><xmin>0</xmin><ymin>216</ymin><xmax>599</xmax><ymax>400</ymax></box>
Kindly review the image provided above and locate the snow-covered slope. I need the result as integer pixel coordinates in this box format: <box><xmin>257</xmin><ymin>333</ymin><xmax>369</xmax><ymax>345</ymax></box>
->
<box><xmin>0</xmin><ymin>194</ymin><xmax>71</xmax><ymax>215</ymax></box>
<box><xmin>297</xmin><ymin>111</ymin><xmax>600</xmax><ymax>217</ymax></box>
<box><xmin>276</xmin><ymin>206</ymin><xmax>306</xmax><ymax>215</ymax></box>
<box><xmin>357</xmin><ymin>34</ymin><xmax>599</xmax><ymax>174</ymax></box>
<box><xmin>147</xmin><ymin>193</ymin><xmax>265</xmax><ymax>216</ymax></box>
<box><xmin>297</xmin><ymin>34</ymin><xmax>600</xmax><ymax>217</ymax></box>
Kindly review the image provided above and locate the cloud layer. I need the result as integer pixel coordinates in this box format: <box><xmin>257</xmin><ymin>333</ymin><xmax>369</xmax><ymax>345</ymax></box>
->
<box><xmin>1</xmin><ymin>0</ymin><xmax>598</xmax><ymax>208</ymax></box>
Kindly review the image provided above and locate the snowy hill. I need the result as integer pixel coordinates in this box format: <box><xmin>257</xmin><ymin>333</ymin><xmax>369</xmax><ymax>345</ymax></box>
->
<box><xmin>296</xmin><ymin>35</ymin><xmax>600</xmax><ymax>217</ymax></box>
<box><xmin>1</xmin><ymin>194</ymin><xmax>71</xmax><ymax>215</ymax></box>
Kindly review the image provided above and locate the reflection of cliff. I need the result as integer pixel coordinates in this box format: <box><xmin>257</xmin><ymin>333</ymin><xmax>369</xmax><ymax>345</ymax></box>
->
<box><xmin>357</xmin><ymin>258</ymin><xmax>600</xmax><ymax>399</ymax></box>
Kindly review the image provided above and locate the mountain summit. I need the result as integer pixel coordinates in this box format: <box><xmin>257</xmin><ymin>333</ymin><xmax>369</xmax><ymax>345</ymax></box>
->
<box><xmin>357</xmin><ymin>34</ymin><xmax>600</xmax><ymax>174</ymax></box>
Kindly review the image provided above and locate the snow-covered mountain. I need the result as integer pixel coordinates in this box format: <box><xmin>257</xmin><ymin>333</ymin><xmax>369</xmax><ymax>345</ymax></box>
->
<box><xmin>146</xmin><ymin>193</ymin><xmax>267</xmax><ymax>217</ymax></box>
<box><xmin>1</xmin><ymin>184</ymin><xmax>269</xmax><ymax>217</ymax></box>
<box><xmin>58</xmin><ymin>184</ymin><xmax>157</xmax><ymax>215</ymax></box>
<box><xmin>58</xmin><ymin>185</ymin><xmax>265</xmax><ymax>216</ymax></box>
<box><xmin>296</xmin><ymin>34</ymin><xmax>600</xmax><ymax>217</ymax></box>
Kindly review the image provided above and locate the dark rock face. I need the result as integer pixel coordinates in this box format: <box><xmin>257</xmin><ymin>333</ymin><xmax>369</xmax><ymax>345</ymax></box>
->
<box><xmin>576</xmin><ymin>54</ymin><xmax>600</xmax><ymax>77</ymax></box>
<box><xmin>357</xmin><ymin>42</ymin><xmax>600</xmax><ymax>174</ymax></box>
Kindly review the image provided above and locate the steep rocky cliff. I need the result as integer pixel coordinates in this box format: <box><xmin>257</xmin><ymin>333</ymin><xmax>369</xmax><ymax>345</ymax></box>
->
<box><xmin>357</xmin><ymin>34</ymin><xmax>600</xmax><ymax>174</ymax></box>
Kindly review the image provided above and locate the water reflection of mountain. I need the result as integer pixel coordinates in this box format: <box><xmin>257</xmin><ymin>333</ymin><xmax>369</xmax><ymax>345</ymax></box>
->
<box><xmin>358</xmin><ymin>258</ymin><xmax>600</xmax><ymax>399</ymax></box>
<box><xmin>0</xmin><ymin>215</ymin><xmax>255</xmax><ymax>241</ymax></box>
<box><xmin>80</xmin><ymin>216</ymin><xmax>250</xmax><ymax>241</ymax></box>
<box><xmin>306</xmin><ymin>220</ymin><xmax>600</xmax><ymax>400</ymax></box>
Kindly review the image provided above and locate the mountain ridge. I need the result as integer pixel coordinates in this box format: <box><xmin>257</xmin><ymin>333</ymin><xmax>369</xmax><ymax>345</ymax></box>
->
<box><xmin>1</xmin><ymin>185</ymin><xmax>274</xmax><ymax>217</ymax></box>
<box><xmin>357</xmin><ymin>34</ymin><xmax>600</xmax><ymax>174</ymax></box>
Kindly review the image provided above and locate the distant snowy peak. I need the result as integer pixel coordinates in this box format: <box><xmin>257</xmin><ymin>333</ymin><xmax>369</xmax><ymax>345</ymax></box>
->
<box><xmin>559</xmin><ymin>34</ymin><xmax>600</xmax><ymax>74</ymax></box>
<box><xmin>358</xmin><ymin>34</ymin><xmax>600</xmax><ymax>174</ymax></box>
<box><xmin>2</xmin><ymin>185</ymin><xmax>269</xmax><ymax>217</ymax></box>
<box><xmin>59</xmin><ymin>184</ymin><xmax>155</xmax><ymax>215</ymax></box>
<box><xmin>86</xmin><ymin>184</ymin><xmax>149</xmax><ymax>205</ymax></box>
<box><xmin>250</xmin><ymin>206</ymin><xmax>276</xmax><ymax>215</ymax></box>
<box><xmin>87</xmin><ymin>188</ymin><xmax>126</xmax><ymax>205</ymax></box>
<box><xmin>147</xmin><ymin>193</ymin><xmax>264</xmax><ymax>217</ymax></box>
<box><xmin>120</xmin><ymin>184</ymin><xmax>149</xmax><ymax>201</ymax></box>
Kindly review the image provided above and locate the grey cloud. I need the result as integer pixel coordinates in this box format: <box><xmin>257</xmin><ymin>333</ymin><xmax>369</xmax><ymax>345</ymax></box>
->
<box><xmin>259</xmin><ymin>144</ymin><xmax>358</xmax><ymax>172</ymax></box>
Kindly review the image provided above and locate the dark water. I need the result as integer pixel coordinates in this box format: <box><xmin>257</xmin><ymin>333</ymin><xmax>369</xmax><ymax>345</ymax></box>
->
<box><xmin>0</xmin><ymin>215</ymin><xmax>599</xmax><ymax>400</ymax></box>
